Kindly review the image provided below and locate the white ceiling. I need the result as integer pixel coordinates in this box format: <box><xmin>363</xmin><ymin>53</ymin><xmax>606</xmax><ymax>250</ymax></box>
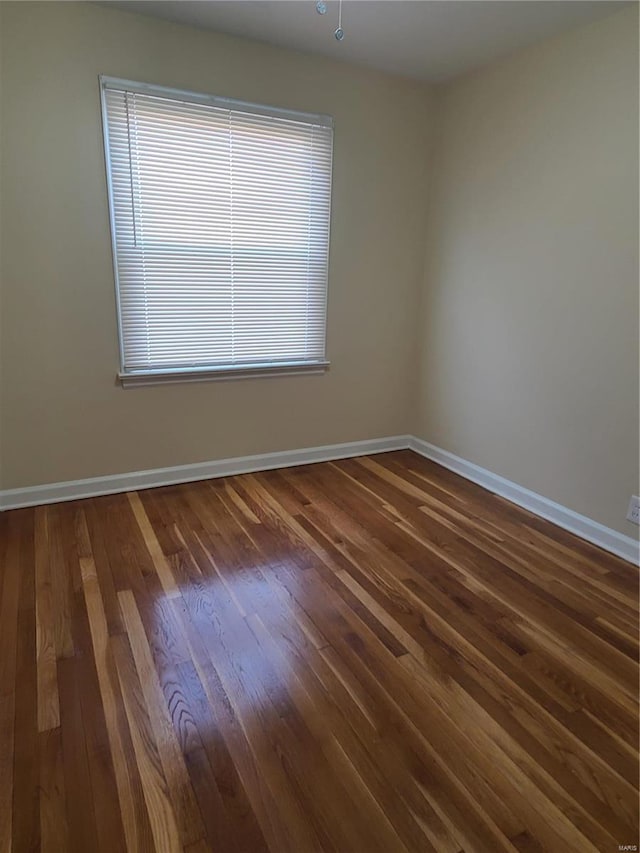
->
<box><xmin>105</xmin><ymin>0</ymin><xmax>629</xmax><ymax>82</ymax></box>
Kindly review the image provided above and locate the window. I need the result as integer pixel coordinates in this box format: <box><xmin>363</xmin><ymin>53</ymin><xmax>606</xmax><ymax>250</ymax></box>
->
<box><xmin>100</xmin><ymin>77</ymin><xmax>333</xmax><ymax>385</ymax></box>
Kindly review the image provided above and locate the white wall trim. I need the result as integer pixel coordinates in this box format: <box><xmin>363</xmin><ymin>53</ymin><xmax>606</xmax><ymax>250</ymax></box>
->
<box><xmin>0</xmin><ymin>435</ymin><xmax>411</xmax><ymax>512</ymax></box>
<box><xmin>409</xmin><ymin>436</ymin><xmax>639</xmax><ymax>566</ymax></box>
<box><xmin>1</xmin><ymin>433</ymin><xmax>636</xmax><ymax>565</ymax></box>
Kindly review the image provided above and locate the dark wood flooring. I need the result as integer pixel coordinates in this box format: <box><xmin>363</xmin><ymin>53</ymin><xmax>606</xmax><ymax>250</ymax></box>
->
<box><xmin>1</xmin><ymin>450</ymin><xmax>638</xmax><ymax>852</ymax></box>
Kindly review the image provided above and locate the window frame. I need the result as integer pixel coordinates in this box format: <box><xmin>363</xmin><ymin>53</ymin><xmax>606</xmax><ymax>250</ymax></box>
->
<box><xmin>99</xmin><ymin>75</ymin><xmax>333</xmax><ymax>387</ymax></box>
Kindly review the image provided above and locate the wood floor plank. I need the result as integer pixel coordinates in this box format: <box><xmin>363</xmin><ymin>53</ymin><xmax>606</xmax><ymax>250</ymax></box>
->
<box><xmin>12</xmin><ymin>510</ymin><xmax>40</xmax><ymax>853</ymax></box>
<box><xmin>0</xmin><ymin>450</ymin><xmax>637</xmax><ymax>852</ymax></box>
<box><xmin>35</xmin><ymin>507</ymin><xmax>60</xmax><ymax>732</ymax></box>
<box><xmin>117</xmin><ymin>588</ymin><xmax>206</xmax><ymax>848</ymax></box>
<box><xmin>128</xmin><ymin>491</ymin><xmax>181</xmax><ymax>599</ymax></box>
<box><xmin>175</xmin><ymin>657</ymin><xmax>271</xmax><ymax>853</ymax></box>
<box><xmin>245</xmin><ymin>608</ymin><xmax>441</xmax><ymax>853</ymax></box>
<box><xmin>71</xmin><ymin>563</ymin><xmax>128</xmax><ymax>853</ymax></box>
<box><xmin>58</xmin><ymin>655</ymin><xmax>101</xmax><ymax>853</ymax></box>
<box><xmin>0</xmin><ymin>511</ymin><xmax>29</xmax><ymax>853</ymax></box>
<box><xmin>170</xmin><ymin>563</ymin><xmax>333</xmax><ymax>852</ymax></box>
<box><xmin>249</xmin><ymin>557</ymin><xmax>521</xmax><ymax>851</ymax></box>
<box><xmin>38</xmin><ymin>728</ymin><xmax>70</xmax><ymax>853</ymax></box>
<box><xmin>173</xmin><ymin>596</ymin><xmax>289</xmax><ymax>853</ymax></box>
<box><xmin>47</xmin><ymin>504</ymin><xmax>76</xmax><ymax>661</ymax></box>
<box><xmin>82</xmin><ymin>499</ymin><xmax>126</xmax><ymax>636</ymax></box>
<box><xmin>112</xmin><ymin>632</ymin><xmax>182</xmax><ymax>853</ymax></box>
<box><xmin>78</xmin><ymin>524</ymin><xmax>154</xmax><ymax>853</ymax></box>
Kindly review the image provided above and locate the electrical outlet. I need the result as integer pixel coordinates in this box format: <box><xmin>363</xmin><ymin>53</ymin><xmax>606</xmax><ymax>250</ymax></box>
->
<box><xmin>626</xmin><ymin>495</ymin><xmax>640</xmax><ymax>525</ymax></box>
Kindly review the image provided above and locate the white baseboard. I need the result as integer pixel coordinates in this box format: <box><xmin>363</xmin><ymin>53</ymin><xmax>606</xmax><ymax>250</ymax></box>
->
<box><xmin>0</xmin><ymin>435</ymin><xmax>411</xmax><ymax>512</ymax></box>
<box><xmin>1</xmin><ymin>432</ymin><xmax>636</xmax><ymax>565</ymax></box>
<box><xmin>409</xmin><ymin>436</ymin><xmax>639</xmax><ymax>566</ymax></box>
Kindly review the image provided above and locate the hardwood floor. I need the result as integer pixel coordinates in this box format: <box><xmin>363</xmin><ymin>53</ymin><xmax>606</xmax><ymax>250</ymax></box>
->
<box><xmin>1</xmin><ymin>450</ymin><xmax>638</xmax><ymax>853</ymax></box>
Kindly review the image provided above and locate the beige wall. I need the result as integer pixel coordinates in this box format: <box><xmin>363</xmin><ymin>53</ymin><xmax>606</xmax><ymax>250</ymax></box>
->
<box><xmin>0</xmin><ymin>1</ymin><xmax>432</xmax><ymax>488</ymax></box>
<box><xmin>416</xmin><ymin>6</ymin><xmax>639</xmax><ymax>537</ymax></box>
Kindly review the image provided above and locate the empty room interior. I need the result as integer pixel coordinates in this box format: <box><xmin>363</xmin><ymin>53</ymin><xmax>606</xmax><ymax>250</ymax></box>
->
<box><xmin>1</xmin><ymin>0</ymin><xmax>639</xmax><ymax>850</ymax></box>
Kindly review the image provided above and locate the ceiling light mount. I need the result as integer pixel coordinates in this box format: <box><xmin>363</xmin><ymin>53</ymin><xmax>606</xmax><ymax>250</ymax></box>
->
<box><xmin>315</xmin><ymin>0</ymin><xmax>346</xmax><ymax>42</ymax></box>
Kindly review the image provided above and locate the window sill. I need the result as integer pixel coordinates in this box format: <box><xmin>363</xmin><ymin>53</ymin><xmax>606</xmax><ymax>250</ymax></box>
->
<box><xmin>118</xmin><ymin>360</ymin><xmax>330</xmax><ymax>387</ymax></box>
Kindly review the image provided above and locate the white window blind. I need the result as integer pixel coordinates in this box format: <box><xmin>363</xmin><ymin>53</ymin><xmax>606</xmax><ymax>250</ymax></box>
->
<box><xmin>100</xmin><ymin>77</ymin><xmax>333</xmax><ymax>383</ymax></box>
